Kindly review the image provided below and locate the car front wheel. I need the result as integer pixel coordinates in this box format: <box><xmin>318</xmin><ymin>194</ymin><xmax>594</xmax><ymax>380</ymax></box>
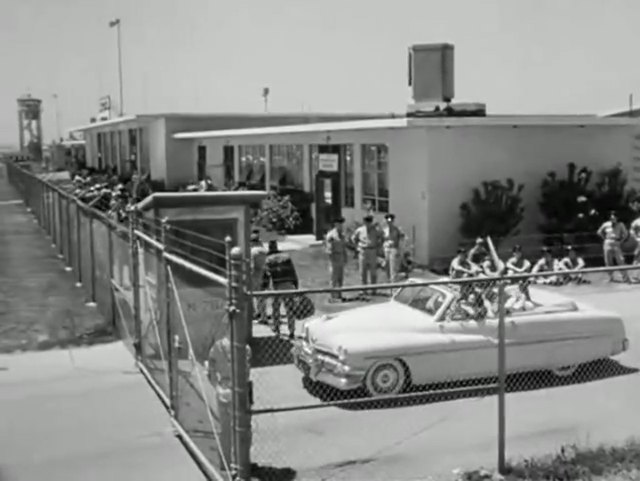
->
<box><xmin>364</xmin><ymin>359</ymin><xmax>407</xmax><ymax>397</ymax></box>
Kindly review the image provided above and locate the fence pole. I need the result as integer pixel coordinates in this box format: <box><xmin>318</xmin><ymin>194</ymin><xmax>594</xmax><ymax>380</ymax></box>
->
<box><xmin>51</xmin><ymin>190</ymin><xmax>58</xmax><ymax>249</ymax></box>
<box><xmin>75</xmin><ymin>201</ymin><xmax>83</xmax><ymax>286</ymax></box>
<box><xmin>107</xmin><ymin>221</ymin><xmax>116</xmax><ymax>329</ymax></box>
<box><xmin>161</xmin><ymin>219</ymin><xmax>178</xmax><ymax>416</ymax></box>
<box><xmin>88</xmin><ymin>213</ymin><xmax>97</xmax><ymax>303</ymax></box>
<box><xmin>65</xmin><ymin>196</ymin><xmax>72</xmax><ymax>270</ymax></box>
<box><xmin>47</xmin><ymin>185</ymin><xmax>53</xmax><ymax>238</ymax></box>
<box><xmin>497</xmin><ymin>280</ymin><xmax>507</xmax><ymax>475</ymax></box>
<box><xmin>129</xmin><ymin>209</ymin><xmax>143</xmax><ymax>359</ymax></box>
<box><xmin>229</xmin><ymin>247</ymin><xmax>252</xmax><ymax>481</ymax></box>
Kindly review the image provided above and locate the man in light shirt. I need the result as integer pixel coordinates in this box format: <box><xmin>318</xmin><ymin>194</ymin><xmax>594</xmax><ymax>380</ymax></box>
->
<box><xmin>381</xmin><ymin>213</ymin><xmax>405</xmax><ymax>283</ymax></box>
<box><xmin>597</xmin><ymin>211</ymin><xmax>630</xmax><ymax>283</ymax></box>
<box><xmin>351</xmin><ymin>214</ymin><xmax>381</xmax><ymax>297</ymax></box>
<box><xmin>557</xmin><ymin>245</ymin><xmax>589</xmax><ymax>284</ymax></box>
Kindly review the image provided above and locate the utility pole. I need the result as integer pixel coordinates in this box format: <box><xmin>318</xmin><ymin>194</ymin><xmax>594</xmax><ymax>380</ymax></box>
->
<box><xmin>262</xmin><ymin>87</ymin><xmax>270</xmax><ymax>113</ymax></box>
<box><xmin>52</xmin><ymin>93</ymin><xmax>61</xmax><ymax>140</ymax></box>
<box><xmin>109</xmin><ymin>18</ymin><xmax>124</xmax><ymax>116</ymax></box>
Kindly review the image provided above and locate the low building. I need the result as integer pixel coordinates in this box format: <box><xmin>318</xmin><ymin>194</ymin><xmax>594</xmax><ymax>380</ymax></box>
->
<box><xmin>172</xmin><ymin>115</ymin><xmax>640</xmax><ymax>265</ymax></box>
<box><xmin>67</xmin><ymin>112</ymin><xmax>397</xmax><ymax>188</ymax></box>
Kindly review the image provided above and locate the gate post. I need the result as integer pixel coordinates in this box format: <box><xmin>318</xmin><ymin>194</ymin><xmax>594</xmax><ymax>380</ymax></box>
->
<box><xmin>107</xmin><ymin>219</ymin><xmax>116</xmax><ymax>329</ymax></box>
<box><xmin>161</xmin><ymin>219</ymin><xmax>179</xmax><ymax>416</ymax></box>
<box><xmin>229</xmin><ymin>246</ymin><xmax>252</xmax><ymax>481</ymax></box>
<box><xmin>129</xmin><ymin>208</ymin><xmax>143</xmax><ymax>359</ymax></box>
<box><xmin>497</xmin><ymin>279</ymin><xmax>507</xmax><ymax>475</ymax></box>
<box><xmin>75</xmin><ymin>200</ymin><xmax>83</xmax><ymax>286</ymax></box>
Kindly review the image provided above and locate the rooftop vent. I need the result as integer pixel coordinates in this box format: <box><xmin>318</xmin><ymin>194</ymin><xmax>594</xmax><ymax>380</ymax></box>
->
<box><xmin>408</xmin><ymin>43</ymin><xmax>454</xmax><ymax>104</ymax></box>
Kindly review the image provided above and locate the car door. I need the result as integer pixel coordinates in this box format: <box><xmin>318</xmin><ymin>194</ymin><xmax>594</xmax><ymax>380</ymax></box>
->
<box><xmin>439</xmin><ymin>316</ymin><xmax>501</xmax><ymax>380</ymax></box>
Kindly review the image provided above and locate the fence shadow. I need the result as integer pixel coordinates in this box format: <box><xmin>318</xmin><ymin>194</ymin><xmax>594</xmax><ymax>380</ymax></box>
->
<box><xmin>250</xmin><ymin>463</ymin><xmax>297</xmax><ymax>481</ymax></box>
<box><xmin>302</xmin><ymin>358</ymin><xmax>638</xmax><ymax>411</ymax></box>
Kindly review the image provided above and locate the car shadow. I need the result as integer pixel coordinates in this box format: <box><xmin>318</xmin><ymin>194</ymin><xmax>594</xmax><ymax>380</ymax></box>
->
<box><xmin>302</xmin><ymin>359</ymin><xmax>638</xmax><ymax>411</ymax></box>
<box><xmin>250</xmin><ymin>464</ymin><xmax>297</xmax><ymax>481</ymax></box>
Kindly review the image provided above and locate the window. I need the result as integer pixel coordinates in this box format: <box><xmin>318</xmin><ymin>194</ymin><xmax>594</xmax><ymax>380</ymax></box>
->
<box><xmin>269</xmin><ymin>144</ymin><xmax>304</xmax><ymax>190</ymax></box>
<box><xmin>223</xmin><ymin>145</ymin><xmax>234</xmax><ymax>187</ymax></box>
<box><xmin>309</xmin><ymin>144</ymin><xmax>355</xmax><ymax>207</ymax></box>
<box><xmin>361</xmin><ymin>144</ymin><xmax>389</xmax><ymax>212</ymax></box>
<box><xmin>238</xmin><ymin>145</ymin><xmax>266</xmax><ymax>189</ymax></box>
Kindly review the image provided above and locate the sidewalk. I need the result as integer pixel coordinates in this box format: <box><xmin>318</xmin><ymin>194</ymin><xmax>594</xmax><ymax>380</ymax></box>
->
<box><xmin>0</xmin><ymin>162</ymin><xmax>206</xmax><ymax>480</ymax></box>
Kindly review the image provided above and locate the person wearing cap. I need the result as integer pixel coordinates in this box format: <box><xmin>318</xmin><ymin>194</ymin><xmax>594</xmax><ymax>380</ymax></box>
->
<box><xmin>264</xmin><ymin>240</ymin><xmax>299</xmax><ymax>339</ymax></box>
<box><xmin>325</xmin><ymin>216</ymin><xmax>348</xmax><ymax>303</ymax></box>
<box><xmin>381</xmin><ymin>213</ymin><xmax>405</xmax><ymax>283</ymax></box>
<box><xmin>531</xmin><ymin>247</ymin><xmax>562</xmax><ymax>285</ymax></box>
<box><xmin>351</xmin><ymin>214</ymin><xmax>382</xmax><ymax>297</ymax></box>
<box><xmin>597</xmin><ymin>211</ymin><xmax>631</xmax><ymax>283</ymax></box>
<box><xmin>505</xmin><ymin>245</ymin><xmax>531</xmax><ymax>276</ymax></box>
<box><xmin>558</xmin><ymin>245</ymin><xmax>588</xmax><ymax>284</ymax></box>
<box><xmin>249</xmin><ymin>230</ymin><xmax>268</xmax><ymax>323</ymax></box>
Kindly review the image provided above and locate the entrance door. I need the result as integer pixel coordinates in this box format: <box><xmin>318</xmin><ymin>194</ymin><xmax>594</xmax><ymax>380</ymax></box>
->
<box><xmin>197</xmin><ymin>145</ymin><xmax>207</xmax><ymax>181</ymax></box>
<box><xmin>314</xmin><ymin>145</ymin><xmax>342</xmax><ymax>240</ymax></box>
<box><xmin>222</xmin><ymin>145</ymin><xmax>234</xmax><ymax>188</ymax></box>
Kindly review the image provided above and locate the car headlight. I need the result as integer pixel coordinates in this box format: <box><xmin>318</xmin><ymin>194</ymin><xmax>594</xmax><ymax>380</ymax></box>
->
<box><xmin>336</xmin><ymin>346</ymin><xmax>348</xmax><ymax>362</ymax></box>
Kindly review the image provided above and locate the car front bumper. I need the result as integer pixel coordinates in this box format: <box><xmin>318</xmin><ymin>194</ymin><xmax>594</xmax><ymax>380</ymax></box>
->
<box><xmin>291</xmin><ymin>341</ymin><xmax>364</xmax><ymax>391</ymax></box>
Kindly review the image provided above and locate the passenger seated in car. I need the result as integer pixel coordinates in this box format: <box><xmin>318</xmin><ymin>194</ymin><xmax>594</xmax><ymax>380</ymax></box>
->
<box><xmin>557</xmin><ymin>245</ymin><xmax>590</xmax><ymax>284</ymax></box>
<box><xmin>454</xmin><ymin>288</ymin><xmax>496</xmax><ymax>320</ymax></box>
<box><xmin>468</xmin><ymin>238</ymin><xmax>489</xmax><ymax>272</ymax></box>
<box><xmin>531</xmin><ymin>247</ymin><xmax>563</xmax><ymax>285</ymax></box>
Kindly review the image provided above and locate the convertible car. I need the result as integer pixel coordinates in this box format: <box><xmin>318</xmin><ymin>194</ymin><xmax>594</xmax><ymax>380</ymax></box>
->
<box><xmin>291</xmin><ymin>280</ymin><xmax>629</xmax><ymax>397</ymax></box>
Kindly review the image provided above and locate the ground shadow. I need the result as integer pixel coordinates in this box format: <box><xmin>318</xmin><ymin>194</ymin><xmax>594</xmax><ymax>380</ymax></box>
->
<box><xmin>34</xmin><ymin>323</ymin><xmax>116</xmax><ymax>351</ymax></box>
<box><xmin>251</xmin><ymin>463</ymin><xmax>297</xmax><ymax>481</ymax></box>
<box><xmin>301</xmin><ymin>358</ymin><xmax>638</xmax><ymax>411</ymax></box>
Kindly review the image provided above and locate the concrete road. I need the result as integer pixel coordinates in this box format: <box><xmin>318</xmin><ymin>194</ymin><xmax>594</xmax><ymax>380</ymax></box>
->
<box><xmin>250</xmin><ymin>283</ymin><xmax>640</xmax><ymax>481</ymax></box>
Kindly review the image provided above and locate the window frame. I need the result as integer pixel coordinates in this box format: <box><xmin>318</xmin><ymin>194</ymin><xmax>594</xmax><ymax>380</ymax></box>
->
<box><xmin>238</xmin><ymin>144</ymin><xmax>266</xmax><ymax>189</ymax></box>
<box><xmin>269</xmin><ymin>144</ymin><xmax>304</xmax><ymax>190</ymax></box>
<box><xmin>360</xmin><ymin>143</ymin><xmax>389</xmax><ymax>213</ymax></box>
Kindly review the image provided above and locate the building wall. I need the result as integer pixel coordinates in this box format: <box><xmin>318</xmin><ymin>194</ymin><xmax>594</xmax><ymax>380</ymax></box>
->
<box><xmin>424</xmin><ymin>124</ymin><xmax>635</xmax><ymax>261</ymax></box>
<box><xmin>145</xmin><ymin>118</ymin><xmax>166</xmax><ymax>182</ymax></box>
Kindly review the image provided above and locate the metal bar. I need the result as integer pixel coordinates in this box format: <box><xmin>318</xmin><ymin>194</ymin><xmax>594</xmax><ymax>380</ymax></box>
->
<box><xmin>226</xmin><ymin>238</ymin><xmax>238</xmax><ymax>473</ymax></box>
<box><xmin>51</xmin><ymin>190</ymin><xmax>58</xmax><ymax>248</ymax></box>
<box><xmin>75</xmin><ymin>199</ymin><xmax>82</xmax><ymax>285</ymax></box>
<box><xmin>107</xmin><ymin>222</ymin><xmax>116</xmax><ymax>329</ymax></box>
<box><xmin>129</xmin><ymin>210</ymin><xmax>143</xmax><ymax>359</ymax></box>
<box><xmin>161</xmin><ymin>219</ymin><xmax>178</xmax><ymax>416</ymax></box>
<box><xmin>133</xmin><ymin>228</ymin><xmax>163</xmax><ymax>251</ymax></box>
<box><xmin>65</xmin><ymin>196</ymin><xmax>72</xmax><ymax>267</ymax></box>
<box><xmin>88</xmin><ymin>214</ymin><xmax>96</xmax><ymax>302</ymax></box>
<box><xmin>497</xmin><ymin>281</ymin><xmax>507</xmax><ymax>475</ymax></box>
<box><xmin>250</xmin><ymin>262</ymin><xmax>640</xmax><ymax>297</ymax></box>
<box><xmin>252</xmin><ymin>382</ymin><xmax>499</xmax><ymax>415</ymax></box>
<box><xmin>164</xmin><ymin>252</ymin><xmax>229</xmax><ymax>286</ymax></box>
<box><xmin>229</xmin><ymin>247</ymin><xmax>251</xmax><ymax>481</ymax></box>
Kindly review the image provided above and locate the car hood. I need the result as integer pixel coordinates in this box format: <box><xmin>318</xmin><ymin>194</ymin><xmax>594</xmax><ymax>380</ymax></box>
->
<box><xmin>305</xmin><ymin>302</ymin><xmax>431</xmax><ymax>352</ymax></box>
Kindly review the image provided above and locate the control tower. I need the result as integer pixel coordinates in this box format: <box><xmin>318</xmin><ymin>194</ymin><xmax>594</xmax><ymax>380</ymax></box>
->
<box><xmin>17</xmin><ymin>94</ymin><xmax>43</xmax><ymax>161</ymax></box>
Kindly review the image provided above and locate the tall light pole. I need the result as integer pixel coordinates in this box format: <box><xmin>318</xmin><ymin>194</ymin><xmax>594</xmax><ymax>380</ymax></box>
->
<box><xmin>262</xmin><ymin>87</ymin><xmax>270</xmax><ymax>113</ymax></box>
<box><xmin>109</xmin><ymin>18</ymin><xmax>124</xmax><ymax>116</ymax></box>
<box><xmin>52</xmin><ymin>93</ymin><xmax>61</xmax><ymax>141</ymax></box>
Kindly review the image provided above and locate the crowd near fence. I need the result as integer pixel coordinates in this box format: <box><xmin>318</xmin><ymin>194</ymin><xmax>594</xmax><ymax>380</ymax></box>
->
<box><xmin>6</xmin><ymin>160</ymin><xmax>640</xmax><ymax>481</ymax></box>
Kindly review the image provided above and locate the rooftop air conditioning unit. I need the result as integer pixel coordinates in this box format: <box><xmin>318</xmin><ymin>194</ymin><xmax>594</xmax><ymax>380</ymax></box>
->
<box><xmin>408</xmin><ymin>43</ymin><xmax>454</xmax><ymax>104</ymax></box>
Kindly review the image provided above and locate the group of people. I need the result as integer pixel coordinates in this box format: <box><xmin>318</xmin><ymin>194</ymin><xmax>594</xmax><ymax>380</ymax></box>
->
<box><xmin>324</xmin><ymin>212</ymin><xmax>413</xmax><ymax>301</ymax></box>
<box><xmin>449</xmin><ymin>209</ymin><xmax>640</xmax><ymax>285</ymax></box>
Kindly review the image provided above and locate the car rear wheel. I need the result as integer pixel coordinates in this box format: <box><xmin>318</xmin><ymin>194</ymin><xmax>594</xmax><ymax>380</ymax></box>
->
<box><xmin>364</xmin><ymin>359</ymin><xmax>407</xmax><ymax>397</ymax></box>
<box><xmin>551</xmin><ymin>364</ymin><xmax>579</xmax><ymax>377</ymax></box>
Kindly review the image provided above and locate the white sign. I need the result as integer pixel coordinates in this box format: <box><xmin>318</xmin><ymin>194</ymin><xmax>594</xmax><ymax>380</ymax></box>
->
<box><xmin>318</xmin><ymin>153</ymin><xmax>339</xmax><ymax>172</ymax></box>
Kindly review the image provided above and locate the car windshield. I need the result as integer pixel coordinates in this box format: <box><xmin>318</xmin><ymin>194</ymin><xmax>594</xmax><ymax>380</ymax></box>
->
<box><xmin>393</xmin><ymin>284</ymin><xmax>449</xmax><ymax>317</ymax></box>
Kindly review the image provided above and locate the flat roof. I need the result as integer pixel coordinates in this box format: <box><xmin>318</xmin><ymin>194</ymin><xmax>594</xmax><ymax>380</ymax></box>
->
<box><xmin>67</xmin><ymin>111</ymin><xmax>397</xmax><ymax>133</ymax></box>
<box><xmin>173</xmin><ymin>115</ymin><xmax>639</xmax><ymax>140</ymax></box>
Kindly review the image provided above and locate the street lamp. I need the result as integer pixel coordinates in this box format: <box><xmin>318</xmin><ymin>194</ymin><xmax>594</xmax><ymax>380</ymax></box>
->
<box><xmin>52</xmin><ymin>93</ymin><xmax>61</xmax><ymax>141</ymax></box>
<box><xmin>262</xmin><ymin>87</ymin><xmax>270</xmax><ymax>113</ymax></box>
<box><xmin>109</xmin><ymin>18</ymin><xmax>124</xmax><ymax>116</ymax></box>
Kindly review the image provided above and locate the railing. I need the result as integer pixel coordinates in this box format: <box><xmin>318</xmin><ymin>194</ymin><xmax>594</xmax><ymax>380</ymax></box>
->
<box><xmin>5</xmin><ymin>162</ymin><xmax>252</xmax><ymax>481</ymax></box>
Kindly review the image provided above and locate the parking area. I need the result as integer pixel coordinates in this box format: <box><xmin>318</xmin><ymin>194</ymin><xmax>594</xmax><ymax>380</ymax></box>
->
<box><xmin>250</xmin><ymin>280</ymin><xmax>640</xmax><ymax>481</ymax></box>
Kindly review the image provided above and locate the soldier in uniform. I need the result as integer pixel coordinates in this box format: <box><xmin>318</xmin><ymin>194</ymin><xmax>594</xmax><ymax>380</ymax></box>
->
<box><xmin>249</xmin><ymin>230</ymin><xmax>268</xmax><ymax>324</ymax></box>
<box><xmin>264</xmin><ymin>240</ymin><xmax>299</xmax><ymax>339</ymax></box>
<box><xmin>325</xmin><ymin>216</ymin><xmax>348</xmax><ymax>303</ymax></box>
<box><xmin>351</xmin><ymin>214</ymin><xmax>381</xmax><ymax>297</ymax></box>
<box><xmin>381</xmin><ymin>213</ymin><xmax>405</xmax><ymax>283</ymax></box>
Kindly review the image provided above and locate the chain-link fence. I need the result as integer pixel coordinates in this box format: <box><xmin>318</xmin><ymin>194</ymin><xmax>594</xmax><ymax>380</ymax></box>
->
<box><xmin>247</xmin><ymin>264</ymin><xmax>640</xmax><ymax>480</ymax></box>
<box><xmin>5</xmin><ymin>161</ymin><xmax>253</xmax><ymax>481</ymax></box>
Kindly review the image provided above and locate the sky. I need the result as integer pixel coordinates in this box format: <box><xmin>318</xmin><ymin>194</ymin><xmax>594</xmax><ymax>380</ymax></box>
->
<box><xmin>0</xmin><ymin>0</ymin><xmax>639</xmax><ymax>145</ymax></box>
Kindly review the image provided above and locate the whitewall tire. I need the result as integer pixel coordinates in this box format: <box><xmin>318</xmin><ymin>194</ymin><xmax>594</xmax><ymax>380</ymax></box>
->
<box><xmin>364</xmin><ymin>359</ymin><xmax>407</xmax><ymax>397</ymax></box>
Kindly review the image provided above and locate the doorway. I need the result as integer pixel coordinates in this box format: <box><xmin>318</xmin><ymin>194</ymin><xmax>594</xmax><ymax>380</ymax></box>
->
<box><xmin>223</xmin><ymin>145</ymin><xmax>234</xmax><ymax>188</ymax></box>
<box><xmin>197</xmin><ymin>145</ymin><xmax>207</xmax><ymax>181</ymax></box>
<box><xmin>313</xmin><ymin>144</ymin><xmax>342</xmax><ymax>240</ymax></box>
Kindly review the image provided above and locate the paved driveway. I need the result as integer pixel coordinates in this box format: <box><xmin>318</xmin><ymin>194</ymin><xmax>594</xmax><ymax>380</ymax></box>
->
<box><xmin>250</xmin><ymin>282</ymin><xmax>640</xmax><ymax>481</ymax></box>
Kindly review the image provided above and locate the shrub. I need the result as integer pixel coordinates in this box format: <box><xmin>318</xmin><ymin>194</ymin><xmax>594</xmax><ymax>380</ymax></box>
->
<box><xmin>459</xmin><ymin>178</ymin><xmax>525</xmax><ymax>244</ymax></box>
<box><xmin>252</xmin><ymin>191</ymin><xmax>302</xmax><ymax>234</ymax></box>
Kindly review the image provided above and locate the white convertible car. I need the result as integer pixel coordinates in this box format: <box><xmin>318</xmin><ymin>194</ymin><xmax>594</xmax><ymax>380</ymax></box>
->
<box><xmin>291</xmin><ymin>280</ymin><xmax>629</xmax><ymax>397</ymax></box>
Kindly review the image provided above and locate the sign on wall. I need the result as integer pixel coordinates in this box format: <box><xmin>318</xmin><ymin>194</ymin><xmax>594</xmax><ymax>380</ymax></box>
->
<box><xmin>318</xmin><ymin>153</ymin><xmax>339</xmax><ymax>172</ymax></box>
